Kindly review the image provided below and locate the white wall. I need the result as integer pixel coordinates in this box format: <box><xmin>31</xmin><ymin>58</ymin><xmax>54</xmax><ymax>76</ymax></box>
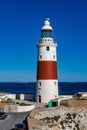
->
<box><xmin>4</xmin><ymin>104</ymin><xmax>35</xmax><ymax>112</ymax></box>
<box><xmin>6</xmin><ymin>94</ymin><xmax>16</xmax><ymax>99</ymax></box>
<box><xmin>38</xmin><ymin>45</ymin><xmax>57</xmax><ymax>61</ymax></box>
<box><xmin>4</xmin><ymin>104</ymin><xmax>18</xmax><ymax>112</ymax></box>
<box><xmin>36</xmin><ymin>80</ymin><xmax>58</xmax><ymax>103</ymax></box>
<box><xmin>17</xmin><ymin>105</ymin><xmax>34</xmax><ymax>112</ymax></box>
<box><xmin>20</xmin><ymin>94</ymin><xmax>25</xmax><ymax>100</ymax></box>
<box><xmin>0</xmin><ymin>94</ymin><xmax>16</xmax><ymax>101</ymax></box>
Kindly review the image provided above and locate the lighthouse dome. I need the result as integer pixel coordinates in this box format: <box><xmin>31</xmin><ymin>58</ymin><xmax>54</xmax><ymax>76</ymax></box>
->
<box><xmin>41</xmin><ymin>18</ymin><xmax>53</xmax><ymax>30</ymax></box>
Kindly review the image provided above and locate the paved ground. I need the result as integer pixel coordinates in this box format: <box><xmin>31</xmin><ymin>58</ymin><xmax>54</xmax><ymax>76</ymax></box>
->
<box><xmin>0</xmin><ymin>99</ymin><xmax>46</xmax><ymax>130</ymax></box>
<box><xmin>0</xmin><ymin>111</ymin><xmax>30</xmax><ymax>130</ymax></box>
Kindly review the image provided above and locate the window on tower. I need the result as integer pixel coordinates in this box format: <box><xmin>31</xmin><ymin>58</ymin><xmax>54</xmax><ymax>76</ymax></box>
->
<box><xmin>45</xmin><ymin>39</ymin><xmax>47</xmax><ymax>41</ymax></box>
<box><xmin>54</xmin><ymin>82</ymin><xmax>57</xmax><ymax>86</ymax></box>
<box><xmin>38</xmin><ymin>82</ymin><xmax>41</xmax><ymax>86</ymax></box>
<box><xmin>46</xmin><ymin>46</ymin><xmax>50</xmax><ymax>51</ymax></box>
<box><xmin>53</xmin><ymin>55</ymin><xmax>55</xmax><ymax>59</ymax></box>
<box><xmin>40</xmin><ymin>55</ymin><xmax>42</xmax><ymax>59</ymax></box>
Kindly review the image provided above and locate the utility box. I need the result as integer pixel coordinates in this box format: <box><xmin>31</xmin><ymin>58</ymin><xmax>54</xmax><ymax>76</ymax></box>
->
<box><xmin>48</xmin><ymin>101</ymin><xmax>52</xmax><ymax>108</ymax></box>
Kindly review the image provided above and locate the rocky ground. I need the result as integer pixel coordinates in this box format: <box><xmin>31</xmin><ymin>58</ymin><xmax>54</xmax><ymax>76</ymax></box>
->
<box><xmin>28</xmin><ymin>106</ymin><xmax>87</xmax><ymax>130</ymax></box>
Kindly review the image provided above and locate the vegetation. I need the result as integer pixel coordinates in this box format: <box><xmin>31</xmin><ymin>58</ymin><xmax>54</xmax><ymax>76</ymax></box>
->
<box><xmin>18</xmin><ymin>102</ymin><xmax>31</xmax><ymax>106</ymax></box>
<box><xmin>58</xmin><ymin>113</ymin><xmax>81</xmax><ymax>130</ymax></box>
<box><xmin>60</xmin><ymin>120</ymin><xmax>65</xmax><ymax>129</ymax></box>
<box><xmin>68</xmin><ymin>125</ymin><xmax>72</xmax><ymax>128</ymax></box>
<box><xmin>42</xmin><ymin>115</ymin><xmax>60</xmax><ymax>123</ymax></box>
<box><xmin>72</xmin><ymin>113</ymin><xmax>77</xmax><ymax>119</ymax></box>
<box><xmin>75</xmin><ymin>123</ymin><xmax>80</xmax><ymax>130</ymax></box>
<box><xmin>1</xmin><ymin>98</ymin><xmax>31</xmax><ymax>106</ymax></box>
<box><xmin>54</xmin><ymin>116</ymin><xmax>60</xmax><ymax>121</ymax></box>
<box><xmin>5</xmin><ymin>98</ymin><xmax>13</xmax><ymax>103</ymax></box>
<box><xmin>66</xmin><ymin>113</ymin><xmax>72</xmax><ymax>120</ymax></box>
<box><xmin>75</xmin><ymin>93</ymin><xmax>81</xmax><ymax>100</ymax></box>
<box><xmin>43</xmin><ymin>117</ymin><xmax>50</xmax><ymax>123</ymax></box>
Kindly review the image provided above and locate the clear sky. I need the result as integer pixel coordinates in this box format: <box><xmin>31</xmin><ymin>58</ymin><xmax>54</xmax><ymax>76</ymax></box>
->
<box><xmin>0</xmin><ymin>0</ymin><xmax>87</xmax><ymax>82</ymax></box>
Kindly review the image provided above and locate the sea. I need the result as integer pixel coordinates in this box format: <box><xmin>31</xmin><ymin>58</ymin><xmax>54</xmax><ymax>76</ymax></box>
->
<box><xmin>0</xmin><ymin>82</ymin><xmax>87</xmax><ymax>95</ymax></box>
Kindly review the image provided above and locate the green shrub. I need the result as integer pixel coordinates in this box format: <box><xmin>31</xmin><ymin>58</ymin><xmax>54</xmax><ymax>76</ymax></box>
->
<box><xmin>19</xmin><ymin>102</ymin><xmax>31</xmax><ymax>106</ymax></box>
<box><xmin>75</xmin><ymin>123</ymin><xmax>80</xmax><ymax>130</ymax></box>
<box><xmin>5</xmin><ymin>98</ymin><xmax>13</xmax><ymax>103</ymax></box>
<box><xmin>72</xmin><ymin>113</ymin><xmax>77</xmax><ymax>119</ymax></box>
<box><xmin>54</xmin><ymin>116</ymin><xmax>60</xmax><ymax>121</ymax></box>
<box><xmin>68</xmin><ymin>125</ymin><xmax>72</xmax><ymax>128</ymax></box>
<box><xmin>66</xmin><ymin>113</ymin><xmax>72</xmax><ymax>120</ymax></box>
<box><xmin>42</xmin><ymin>117</ymin><xmax>50</xmax><ymax>123</ymax></box>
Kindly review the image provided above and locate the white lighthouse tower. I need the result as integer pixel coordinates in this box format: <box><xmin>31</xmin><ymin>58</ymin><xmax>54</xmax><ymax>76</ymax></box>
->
<box><xmin>36</xmin><ymin>18</ymin><xmax>58</xmax><ymax>103</ymax></box>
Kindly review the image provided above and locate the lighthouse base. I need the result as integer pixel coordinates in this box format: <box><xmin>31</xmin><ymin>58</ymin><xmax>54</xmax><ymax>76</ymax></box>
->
<box><xmin>36</xmin><ymin>80</ymin><xmax>58</xmax><ymax>103</ymax></box>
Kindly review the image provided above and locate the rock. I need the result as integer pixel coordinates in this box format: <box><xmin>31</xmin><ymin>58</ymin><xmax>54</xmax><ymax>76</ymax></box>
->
<box><xmin>27</xmin><ymin>106</ymin><xmax>87</xmax><ymax>130</ymax></box>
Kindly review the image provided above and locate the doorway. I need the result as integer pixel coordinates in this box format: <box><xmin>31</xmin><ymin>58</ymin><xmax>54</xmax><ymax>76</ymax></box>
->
<box><xmin>39</xmin><ymin>95</ymin><xmax>41</xmax><ymax>103</ymax></box>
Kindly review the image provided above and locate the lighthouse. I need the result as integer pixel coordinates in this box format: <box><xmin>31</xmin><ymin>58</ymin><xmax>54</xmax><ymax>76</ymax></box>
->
<box><xmin>36</xmin><ymin>18</ymin><xmax>58</xmax><ymax>103</ymax></box>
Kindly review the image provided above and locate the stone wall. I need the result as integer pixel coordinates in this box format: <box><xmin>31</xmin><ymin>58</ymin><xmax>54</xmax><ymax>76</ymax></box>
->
<box><xmin>60</xmin><ymin>99</ymin><xmax>87</xmax><ymax>107</ymax></box>
<box><xmin>68</xmin><ymin>99</ymin><xmax>87</xmax><ymax>107</ymax></box>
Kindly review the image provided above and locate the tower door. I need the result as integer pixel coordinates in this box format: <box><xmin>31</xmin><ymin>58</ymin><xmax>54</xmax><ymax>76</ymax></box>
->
<box><xmin>39</xmin><ymin>95</ymin><xmax>41</xmax><ymax>103</ymax></box>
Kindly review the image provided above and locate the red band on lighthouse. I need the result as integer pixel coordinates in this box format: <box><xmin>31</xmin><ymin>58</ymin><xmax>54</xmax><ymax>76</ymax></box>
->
<box><xmin>37</xmin><ymin>61</ymin><xmax>58</xmax><ymax>80</ymax></box>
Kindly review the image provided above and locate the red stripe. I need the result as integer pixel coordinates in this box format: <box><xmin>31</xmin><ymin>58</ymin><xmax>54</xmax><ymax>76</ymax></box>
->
<box><xmin>37</xmin><ymin>61</ymin><xmax>58</xmax><ymax>80</ymax></box>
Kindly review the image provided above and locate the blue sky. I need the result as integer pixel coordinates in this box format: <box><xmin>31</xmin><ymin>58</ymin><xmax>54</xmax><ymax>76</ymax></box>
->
<box><xmin>0</xmin><ymin>0</ymin><xmax>87</xmax><ymax>82</ymax></box>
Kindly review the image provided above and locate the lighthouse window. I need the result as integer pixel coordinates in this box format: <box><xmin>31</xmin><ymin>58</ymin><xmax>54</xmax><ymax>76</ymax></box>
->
<box><xmin>40</xmin><ymin>55</ymin><xmax>42</xmax><ymax>59</ymax></box>
<box><xmin>38</xmin><ymin>82</ymin><xmax>41</xmax><ymax>86</ymax></box>
<box><xmin>45</xmin><ymin>39</ymin><xmax>47</xmax><ymax>41</ymax></box>
<box><xmin>46</xmin><ymin>46</ymin><xmax>50</xmax><ymax>51</ymax></box>
<box><xmin>53</xmin><ymin>55</ymin><xmax>55</xmax><ymax>59</ymax></box>
<box><xmin>39</xmin><ymin>95</ymin><xmax>41</xmax><ymax>103</ymax></box>
<box><xmin>54</xmin><ymin>82</ymin><xmax>57</xmax><ymax>86</ymax></box>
